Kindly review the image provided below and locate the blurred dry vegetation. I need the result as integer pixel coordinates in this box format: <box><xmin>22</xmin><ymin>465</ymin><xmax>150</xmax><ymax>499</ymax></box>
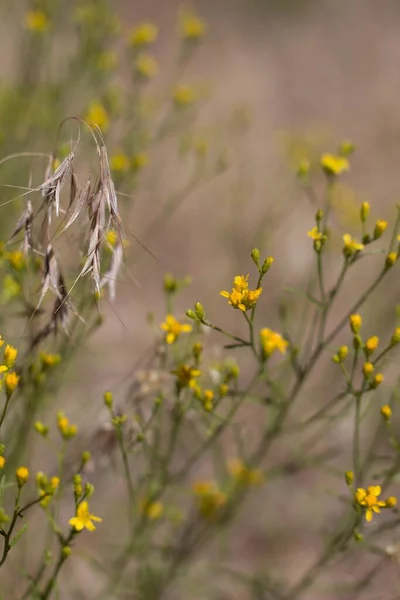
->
<box><xmin>1</xmin><ymin>0</ymin><xmax>400</xmax><ymax>598</ymax></box>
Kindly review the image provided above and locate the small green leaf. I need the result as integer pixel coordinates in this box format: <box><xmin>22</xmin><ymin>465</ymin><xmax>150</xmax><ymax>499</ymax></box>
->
<box><xmin>10</xmin><ymin>524</ymin><xmax>28</xmax><ymax>548</ymax></box>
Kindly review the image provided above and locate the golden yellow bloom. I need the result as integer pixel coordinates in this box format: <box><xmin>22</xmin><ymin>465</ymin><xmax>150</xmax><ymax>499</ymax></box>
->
<box><xmin>343</xmin><ymin>234</ymin><xmax>364</xmax><ymax>256</ymax></box>
<box><xmin>110</xmin><ymin>153</ymin><xmax>130</xmax><ymax>172</ymax></box>
<box><xmin>3</xmin><ymin>345</ymin><xmax>17</xmax><ymax>369</ymax></box>
<box><xmin>5</xmin><ymin>251</ymin><xmax>25</xmax><ymax>271</ymax></box>
<box><xmin>360</xmin><ymin>201</ymin><xmax>370</xmax><ymax>222</ymax></box>
<box><xmin>192</xmin><ymin>481</ymin><xmax>226</xmax><ymax>519</ymax></box>
<box><xmin>381</xmin><ymin>404</ymin><xmax>392</xmax><ymax>421</ymax></box>
<box><xmin>16</xmin><ymin>466</ymin><xmax>29</xmax><ymax>487</ymax></box>
<box><xmin>260</xmin><ymin>328</ymin><xmax>288</xmax><ymax>358</ymax></box>
<box><xmin>307</xmin><ymin>227</ymin><xmax>324</xmax><ymax>241</ymax></box>
<box><xmin>160</xmin><ymin>315</ymin><xmax>192</xmax><ymax>344</ymax></box>
<box><xmin>57</xmin><ymin>412</ymin><xmax>78</xmax><ymax>439</ymax></box>
<box><xmin>25</xmin><ymin>10</ymin><xmax>49</xmax><ymax>32</ymax></box>
<box><xmin>365</xmin><ymin>336</ymin><xmax>379</xmax><ymax>355</ymax></box>
<box><xmin>386</xmin><ymin>496</ymin><xmax>397</xmax><ymax>508</ymax></box>
<box><xmin>386</xmin><ymin>252</ymin><xmax>398</xmax><ymax>268</ymax></box>
<box><xmin>373</xmin><ymin>220</ymin><xmax>388</xmax><ymax>240</ymax></box>
<box><xmin>332</xmin><ymin>345</ymin><xmax>348</xmax><ymax>363</ymax></box>
<box><xmin>85</xmin><ymin>101</ymin><xmax>109</xmax><ymax>132</ymax></box>
<box><xmin>69</xmin><ymin>501</ymin><xmax>102</xmax><ymax>532</ymax></box>
<box><xmin>220</xmin><ymin>274</ymin><xmax>262</xmax><ymax>312</ymax></box>
<box><xmin>40</xmin><ymin>352</ymin><xmax>61</xmax><ymax>368</ymax></box>
<box><xmin>350</xmin><ymin>314</ymin><xmax>362</xmax><ymax>334</ymax></box>
<box><xmin>140</xmin><ymin>499</ymin><xmax>163</xmax><ymax>520</ymax></box>
<box><xmin>129</xmin><ymin>22</ymin><xmax>158</xmax><ymax>46</ymax></box>
<box><xmin>355</xmin><ymin>486</ymin><xmax>394</xmax><ymax>522</ymax></box>
<box><xmin>0</xmin><ymin>456</ymin><xmax>5</xmax><ymax>469</ymax></box>
<box><xmin>171</xmin><ymin>364</ymin><xmax>201</xmax><ymax>389</ymax></box>
<box><xmin>362</xmin><ymin>362</ymin><xmax>374</xmax><ymax>377</ymax></box>
<box><xmin>371</xmin><ymin>373</ymin><xmax>384</xmax><ymax>389</ymax></box>
<box><xmin>178</xmin><ymin>8</ymin><xmax>206</xmax><ymax>39</ymax></box>
<box><xmin>228</xmin><ymin>459</ymin><xmax>263</xmax><ymax>486</ymax></box>
<box><xmin>132</xmin><ymin>153</ymin><xmax>149</xmax><ymax>170</ymax></box>
<box><xmin>5</xmin><ymin>372</ymin><xmax>19</xmax><ymax>397</ymax></box>
<box><xmin>173</xmin><ymin>84</ymin><xmax>196</xmax><ymax>106</ymax></box>
<box><xmin>320</xmin><ymin>153</ymin><xmax>349</xmax><ymax>176</ymax></box>
<box><xmin>134</xmin><ymin>53</ymin><xmax>159</xmax><ymax>79</ymax></box>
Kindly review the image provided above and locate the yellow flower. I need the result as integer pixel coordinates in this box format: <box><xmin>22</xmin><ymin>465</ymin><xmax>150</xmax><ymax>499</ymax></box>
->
<box><xmin>69</xmin><ymin>501</ymin><xmax>102</xmax><ymax>532</ymax></box>
<box><xmin>307</xmin><ymin>227</ymin><xmax>325</xmax><ymax>241</ymax></box>
<box><xmin>350</xmin><ymin>314</ymin><xmax>362</xmax><ymax>334</ymax></box>
<box><xmin>220</xmin><ymin>274</ymin><xmax>262</xmax><ymax>312</ymax></box>
<box><xmin>386</xmin><ymin>252</ymin><xmax>398</xmax><ymax>268</ymax></box>
<box><xmin>171</xmin><ymin>365</ymin><xmax>201</xmax><ymax>389</ymax></box>
<box><xmin>129</xmin><ymin>22</ymin><xmax>158</xmax><ymax>47</ymax></box>
<box><xmin>386</xmin><ymin>496</ymin><xmax>397</xmax><ymax>508</ymax></box>
<box><xmin>173</xmin><ymin>84</ymin><xmax>196</xmax><ymax>106</ymax></box>
<box><xmin>381</xmin><ymin>404</ymin><xmax>392</xmax><ymax>421</ymax></box>
<box><xmin>5</xmin><ymin>372</ymin><xmax>19</xmax><ymax>397</ymax></box>
<box><xmin>40</xmin><ymin>352</ymin><xmax>61</xmax><ymax>369</ymax></box>
<box><xmin>332</xmin><ymin>345</ymin><xmax>348</xmax><ymax>364</ymax></box>
<box><xmin>362</xmin><ymin>362</ymin><xmax>374</xmax><ymax>377</ymax></box>
<box><xmin>3</xmin><ymin>345</ymin><xmax>17</xmax><ymax>369</ymax></box>
<box><xmin>25</xmin><ymin>10</ymin><xmax>49</xmax><ymax>32</ymax></box>
<box><xmin>320</xmin><ymin>153</ymin><xmax>350</xmax><ymax>176</ymax></box>
<box><xmin>178</xmin><ymin>8</ymin><xmax>206</xmax><ymax>40</ymax></box>
<box><xmin>160</xmin><ymin>315</ymin><xmax>192</xmax><ymax>344</ymax></box>
<box><xmin>371</xmin><ymin>373</ymin><xmax>384</xmax><ymax>388</ymax></box>
<box><xmin>134</xmin><ymin>53</ymin><xmax>159</xmax><ymax>80</ymax></box>
<box><xmin>391</xmin><ymin>327</ymin><xmax>400</xmax><ymax>346</ymax></box>
<box><xmin>5</xmin><ymin>251</ymin><xmax>25</xmax><ymax>271</ymax></box>
<box><xmin>373</xmin><ymin>220</ymin><xmax>388</xmax><ymax>240</ymax></box>
<box><xmin>355</xmin><ymin>486</ymin><xmax>393</xmax><ymax>522</ymax></box>
<box><xmin>365</xmin><ymin>336</ymin><xmax>379</xmax><ymax>355</ymax></box>
<box><xmin>343</xmin><ymin>234</ymin><xmax>364</xmax><ymax>256</ymax></box>
<box><xmin>192</xmin><ymin>481</ymin><xmax>226</xmax><ymax>520</ymax></box>
<box><xmin>345</xmin><ymin>471</ymin><xmax>354</xmax><ymax>486</ymax></box>
<box><xmin>360</xmin><ymin>201</ymin><xmax>370</xmax><ymax>222</ymax></box>
<box><xmin>260</xmin><ymin>328</ymin><xmax>288</xmax><ymax>358</ymax></box>
<box><xmin>34</xmin><ymin>421</ymin><xmax>49</xmax><ymax>436</ymax></box>
<box><xmin>139</xmin><ymin>499</ymin><xmax>163</xmax><ymax>520</ymax></box>
<box><xmin>132</xmin><ymin>152</ymin><xmax>149</xmax><ymax>170</ymax></box>
<box><xmin>0</xmin><ymin>336</ymin><xmax>4</xmax><ymax>349</ymax></box>
<box><xmin>16</xmin><ymin>466</ymin><xmax>29</xmax><ymax>487</ymax></box>
<box><xmin>110</xmin><ymin>153</ymin><xmax>130</xmax><ymax>172</ymax></box>
<box><xmin>0</xmin><ymin>456</ymin><xmax>5</xmax><ymax>469</ymax></box>
<box><xmin>228</xmin><ymin>459</ymin><xmax>263</xmax><ymax>486</ymax></box>
<box><xmin>85</xmin><ymin>101</ymin><xmax>109</xmax><ymax>132</ymax></box>
<box><xmin>57</xmin><ymin>412</ymin><xmax>78</xmax><ymax>439</ymax></box>
<box><xmin>203</xmin><ymin>389</ymin><xmax>214</xmax><ymax>412</ymax></box>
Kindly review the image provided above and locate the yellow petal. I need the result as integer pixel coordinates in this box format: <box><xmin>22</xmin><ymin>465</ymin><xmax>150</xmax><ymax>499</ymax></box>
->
<box><xmin>166</xmin><ymin>333</ymin><xmax>175</xmax><ymax>344</ymax></box>
<box><xmin>220</xmin><ymin>291</ymin><xmax>230</xmax><ymax>298</ymax></box>
<box><xmin>69</xmin><ymin>517</ymin><xmax>84</xmax><ymax>531</ymax></box>
<box><xmin>365</xmin><ymin>509</ymin><xmax>373</xmax><ymax>522</ymax></box>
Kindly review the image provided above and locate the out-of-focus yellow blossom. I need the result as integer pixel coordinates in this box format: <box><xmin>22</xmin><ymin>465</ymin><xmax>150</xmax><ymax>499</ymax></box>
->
<box><xmin>386</xmin><ymin>496</ymin><xmax>397</xmax><ymax>508</ymax></box>
<box><xmin>105</xmin><ymin>230</ymin><xmax>118</xmax><ymax>248</ymax></box>
<box><xmin>350</xmin><ymin>314</ymin><xmax>362</xmax><ymax>334</ymax></box>
<box><xmin>307</xmin><ymin>227</ymin><xmax>327</xmax><ymax>252</ymax></box>
<box><xmin>373</xmin><ymin>220</ymin><xmax>388</xmax><ymax>240</ymax></box>
<box><xmin>362</xmin><ymin>362</ymin><xmax>374</xmax><ymax>377</ymax></box>
<box><xmin>16</xmin><ymin>466</ymin><xmax>29</xmax><ymax>487</ymax></box>
<box><xmin>220</xmin><ymin>274</ymin><xmax>263</xmax><ymax>312</ymax></box>
<box><xmin>25</xmin><ymin>10</ymin><xmax>49</xmax><ymax>32</ymax></box>
<box><xmin>57</xmin><ymin>412</ymin><xmax>78</xmax><ymax>440</ymax></box>
<box><xmin>391</xmin><ymin>327</ymin><xmax>400</xmax><ymax>346</ymax></box>
<box><xmin>203</xmin><ymin>389</ymin><xmax>214</xmax><ymax>412</ymax></box>
<box><xmin>228</xmin><ymin>459</ymin><xmax>263</xmax><ymax>486</ymax></box>
<box><xmin>96</xmin><ymin>51</ymin><xmax>117</xmax><ymax>71</ymax></box>
<box><xmin>171</xmin><ymin>365</ymin><xmax>201</xmax><ymax>389</ymax></box>
<box><xmin>178</xmin><ymin>8</ymin><xmax>206</xmax><ymax>40</ymax></box>
<box><xmin>3</xmin><ymin>345</ymin><xmax>17</xmax><ymax>369</ymax></box>
<box><xmin>381</xmin><ymin>404</ymin><xmax>392</xmax><ymax>421</ymax></box>
<box><xmin>365</xmin><ymin>336</ymin><xmax>379</xmax><ymax>355</ymax></box>
<box><xmin>173</xmin><ymin>84</ymin><xmax>196</xmax><ymax>106</ymax></box>
<box><xmin>160</xmin><ymin>315</ymin><xmax>192</xmax><ymax>344</ymax></box>
<box><xmin>85</xmin><ymin>101</ymin><xmax>109</xmax><ymax>132</ymax></box>
<box><xmin>343</xmin><ymin>234</ymin><xmax>364</xmax><ymax>257</ymax></box>
<box><xmin>0</xmin><ymin>456</ymin><xmax>5</xmax><ymax>469</ymax></box>
<box><xmin>134</xmin><ymin>53</ymin><xmax>159</xmax><ymax>79</ymax></box>
<box><xmin>132</xmin><ymin>153</ymin><xmax>149</xmax><ymax>170</ymax></box>
<box><xmin>260</xmin><ymin>328</ymin><xmax>288</xmax><ymax>358</ymax></box>
<box><xmin>219</xmin><ymin>383</ymin><xmax>229</xmax><ymax>398</ymax></box>
<box><xmin>110</xmin><ymin>153</ymin><xmax>130</xmax><ymax>172</ymax></box>
<box><xmin>69</xmin><ymin>501</ymin><xmax>102</xmax><ymax>532</ymax></box>
<box><xmin>297</xmin><ymin>159</ymin><xmax>310</xmax><ymax>180</ymax></box>
<box><xmin>386</xmin><ymin>252</ymin><xmax>398</xmax><ymax>268</ymax></box>
<box><xmin>320</xmin><ymin>153</ymin><xmax>350</xmax><ymax>176</ymax></box>
<box><xmin>192</xmin><ymin>481</ymin><xmax>226</xmax><ymax>519</ymax></box>
<box><xmin>139</xmin><ymin>499</ymin><xmax>163</xmax><ymax>520</ymax></box>
<box><xmin>5</xmin><ymin>372</ymin><xmax>19</xmax><ymax>397</ymax></box>
<box><xmin>355</xmin><ymin>485</ymin><xmax>395</xmax><ymax>522</ymax></box>
<box><xmin>371</xmin><ymin>373</ymin><xmax>384</xmax><ymax>388</ymax></box>
<box><xmin>332</xmin><ymin>345</ymin><xmax>348</xmax><ymax>364</ymax></box>
<box><xmin>40</xmin><ymin>352</ymin><xmax>61</xmax><ymax>369</ymax></box>
<box><xmin>129</xmin><ymin>22</ymin><xmax>158</xmax><ymax>47</ymax></box>
<box><xmin>0</xmin><ymin>336</ymin><xmax>4</xmax><ymax>349</ymax></box>
<box><xmin>345</xmin><ymin>471</ymin><xmax>354</xmax><ymax>486</ymax></box>
<box><xmin>194</xmin><ymin>138</ymin><xmax>208</xmax><ymax>157</ymax></box>
<box><xmin>4</xmin><ymin>251</ymin><xmax>25</xmax><ymax>271</ymax></box>
<box><xmin>360</xmin><ymin>201</ymin><xmax>370</xmax><ymax>222</ymax></box>
<box><xmin>2</xmin><ymin>275</ymin><xmax>21</xmax><ymax>300</ymax></box>
<box><xmin>34</xmin><ymin>421</ymin><xmax>49</xmax><ymax>436</ymax></box>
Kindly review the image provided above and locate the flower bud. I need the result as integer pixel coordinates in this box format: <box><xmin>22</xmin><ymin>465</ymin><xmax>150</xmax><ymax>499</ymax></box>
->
<box><xmin>373</xmin><ymin>220</ymin><xmax>388</xmax><ymax>240</ymax></box>
<box><xmin>194</xmin><ymin>302</ymin><xmax>205</xmax><ymax>320</ymax></box>
<box><xmin>16</xmin><ymin>466</ymin><xmax>29</xmax><ymax>487</ymax></box>
<box><xmin>350</xmin><ymin>314</ymin><xmax>362</xmax><ymax>334</ymax></box>
<box><xmin>345</xmin><ymin>471</ymin><xmax>354</xmax><ymax>486</ymax></box>
<box><xmin>381</xmin><ymin>404</ymin><xmax>392</xmax><ymax>421</ymax></box>
<box><xmin>391</xmin><ymin>327</ymin><xmax>400</xmax><ymax>346</ymax></box>
<box><xmin>186</xmin><ymin>309</ymin><xmax>197</xmax><ymax>320</ymax></box>
<box><xmin>360</xmin><ymin>202</ymin><xmax>370</xmax><ymax>223</ymax></box>
<box><xmin>104</xmin><ymin>391</ymin><xmax>113</xmax><ymax>409</ymax></box>
<box><xmin>251</xmin><ymin>248</ymin><xmax>260</xmax><ymax>267</ymax></box>
<box><xmin>261</xmin><ymin>256</ymin><xmax>274</xmax><ymax>274</ymax></box>
<box><xmin>386</xmin><ymin>252</ymin><xmax>398</xmax><ymax>268</ymax></box>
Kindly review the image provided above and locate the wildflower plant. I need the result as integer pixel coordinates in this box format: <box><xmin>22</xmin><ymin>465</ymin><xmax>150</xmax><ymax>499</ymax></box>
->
<box><xmin>0</xmin><ymin>3</ymin><xmax>400</xmax><ymax>600</ymax></box>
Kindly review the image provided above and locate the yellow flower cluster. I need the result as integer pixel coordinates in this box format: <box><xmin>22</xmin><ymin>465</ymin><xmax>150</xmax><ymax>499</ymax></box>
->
<box><xmin>228</xmin><ymin>459</ymin><xmax>263</xmax><ymax>486</ymax></box>
<box><xmin>160</xmin><ymin>315</ymin><xmax>192</xmax><ymax>344</ymax></box>
<box><xmin>260</xmin><ymin>328</ymin><xmax>288</xmax><ymax>358</ymax></box>
<box><xmin>129</xmin><ymin>22</ymin><xmax>158</xmax><ymax>47</ymax></box>
<box><xmin>192</xmin><ymin>481</ymin><xmax>226</xmax><ymax>519</ymax></box>
<box><xmin>171</xmin><ymin>364</ymin><xmax>201</xmax><ymax>389</ymax></box>
<box><xmin>36</xmin><ymin>472</ymin><xmax>60</xmax><ymax>508</ymax></box>
<box><xmin>343</xmin><ymin>234</ymin><xmax>364</xmax><ymax>257</ymax></box>
<box><xmin>220</xmin><ymin>275</ymin><xmax>262</xmax><ymax>312</ymax></box>
<box><xmin>355</xmin><ymin>485</ymin><xmax>396</xmax><ymax>522</ymax></box>
<box><xmin>320</xmin><ymin>153</ymin><xmax>349</xmax><ymax>176</ymax></box>
<box><xmin>0</xmin><ymin>338</ymin><xmax>19</xmax><ymax>397</ymax></box>
<box><xmin>57</xmin><ymin>412</ymin><xmax>78</xmax><ymax>440</ymax></box>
